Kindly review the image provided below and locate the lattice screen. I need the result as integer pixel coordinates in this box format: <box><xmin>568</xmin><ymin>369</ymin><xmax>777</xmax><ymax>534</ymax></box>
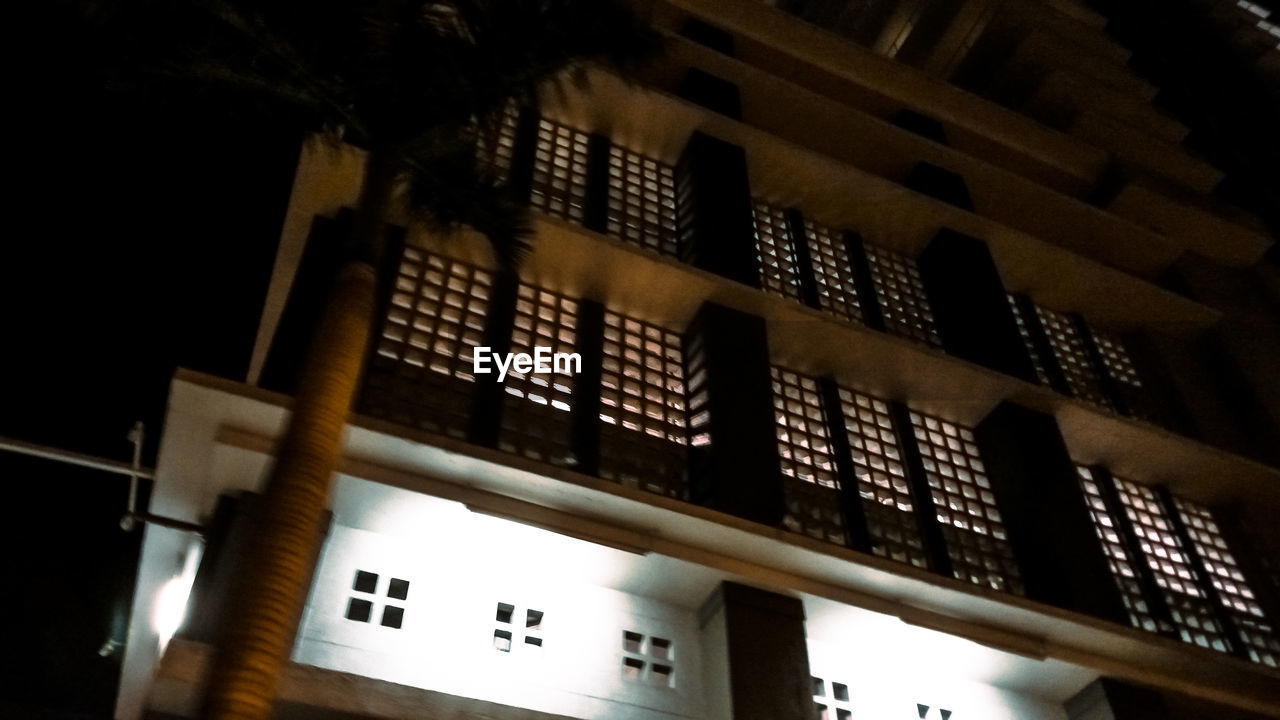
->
<box><xmin>772</xmin><ymin>367</ymin><xmax>847</xmax><ymax>545</ymax></box>
<box><xmin>1007</xmin><ymin>294</ymin><xmax>1052</xmax><ymax>385</ymax></box>
<box><xmin>1112</xmin><ymin>477</ymin><xmax>1231</xmax><ymax>652</ymax></box>
<box><xmin>1075</xmin><ymin>466</ymin><xmax>1161</xmax><ymax>631</ymax></box>
<box><xmin>1034</xmin><ymin>306</ymin><xmax>1112</xmax><ymax>409</ymax></box>
<box><xmin>598</xmin><ymin>311</ymin><xmax>688</xmax><ymax>498</ymax></box>
<box><xmin>498</xmin><ymin>283</ymin><xmax>578</xmax><ymax>465</ymax></box>
<box><xmin>1091</xmin><ymin>328</ymin><xmax>1143</xmax><ymax>390</ymax></box>
<box><xmin>837</xmin><ymin>387</ymin><xmax>927</xmax><ymax>568</ymax></box>
<box><xmin>804</xmin><ymin>220</ymin><xmax>864</xmax><ymax>323</ymax></box>
<box><xmin>1175</xmin><ymin>498</ymin><xmax>1280</xmax><ymax>666</ymax></box>
<box><xmin>752</xmin><ymin>202</ymin><xmax>805</xmax><ymax>302</ymax></box>
<box><xmin>607</xmin><ymin>147</ymin><xmax>679</xmax><ymax>257</ymax></box>
<box><xmin>908</xmin><ymin>410</ymin><xmax>1023</xmax><ymax>593</ymax></box>
<box><xmin>476</xmin><ymin>105</ymin><xmax>520</xmax><ymax>184</ymax></box>
<box><xmin>530</xmin><ymin>119</ymin><xmax>589</xmax><ymax>223</ymax></box>
<box><xmin>362</xmin><ymin>247</ymin><xmax>491</xmax><ymax>438</ymax></box>
<box><xmin>865</xmin><ymin>244</ymin><xmax>941</xmax><ymax>347</ymax></box>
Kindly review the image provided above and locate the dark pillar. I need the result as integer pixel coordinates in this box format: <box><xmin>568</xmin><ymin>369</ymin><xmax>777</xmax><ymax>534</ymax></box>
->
<box><xmin>679</xmin><ymin>69</ymin><xmax>743</xmax><ymax>120</ymax></box>
<box><xmin>1066</xmin><ymin>678</ymin><xmax>1170</xmax><ymax>720</ymax></box>
<box><xmin>842</xmin><ymin>231</ymin><xmax>887</xmax><ymax>332</ymax></box>
<box><xmin>817</xmin><ymin>377</ymin><xmax>873</xmax><ymax>553</ymax></box>
<box><xmin>467</xmin><ymin>269</ymin><xmax>520</xmax><ymax>448</ymax></box>
<box><xmin>699</xmin><ymin>582</ymin><xmax>814</xmax><ymax>720</ymax></box>
<box><xmin>1011</xmin><ymin>292</ymin><xmax>1071</xmax><ymax>393</ymax></box>
<box><xmin>904</xmin><ymin>162</ymin><xmax>973</xmax><ymax>210</ymax></box>
<box><xmin>1119</xmin><ymin>330</ymin><xmax>1197</xmax><ymax>435</ymax></box>
<box><xmin>784</xmin><ymin>208</ymin><xmax>822</xmax><ymax>310</ymax></box>
<box><xmin>583</xmin><ymin>133</ymin><xmax>612</xmax><ymax>234</ymax></box>
<box><xmin>919</xmin><ymin>228</ymin><xmax>1037</xmax><ymax>381</ymax></box>
<box><xmin>683</xmin><ymin>302</ymin><xmax>784</xmax><ymax>526</ymax></box>
<box><xmin>975</xmin><ymin>402</ymin><xmax>1130</xmax><ymax>622</ymax></box>
<box><xmin>679</xmin><ymin>18</ymin><xmax>736</xmax><ymax>56</ymax></box>
<box><xmin>675</xmin><ymin>132</ymin><xmax>758</xmax><ymax>287</ymax></box>
<box><xmin>888</xmin><ymin>402</ymin><xmax>954</xmax><ymax>578</ymax></box>
<box><xmin>506</xmin><ymin>108</ymin><xmax>541</xmax><ymax>202</ymax></box>
<box><xmin>890</xmin><ymin>109</ymin><xmax>949</xmax><ymax>145</ymax></box>
<box><xmin>568</xmin><ymin>300</ymin><xmax>606</xmax><ymax>475</ymax></box>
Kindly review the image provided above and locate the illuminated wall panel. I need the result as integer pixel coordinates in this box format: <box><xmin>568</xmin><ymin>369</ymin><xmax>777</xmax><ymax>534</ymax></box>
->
<box><xmin>865</xmin><ymin>244</ymin><xmax>942</xmax><ymax>347</ymax></box>
<box><xmin>771</xmin><ymin>367</ymin><xmax>847</xmax><ymax>544</ymax></box>
<box><xmin>607</xmin><ymin>148</ymin><xmax>679</xmax><ymax>257</ymax></box>
<box><xmin>530</xmin><ymin>119</ymin><xmax>589</xmax><ymax>223</ymax></box>
<box><xmin>498</xmin><ymin>283</ymin><xmax>579</xmax><ymax>466</ymax></box>
<box><xmin>752</xmin><ymin>201</ymin><xmax>805</xmax><ymax>301</ymax></box>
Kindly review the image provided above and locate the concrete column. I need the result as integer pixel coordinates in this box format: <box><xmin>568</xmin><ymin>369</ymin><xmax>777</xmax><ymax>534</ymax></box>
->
<box><xmin>675</xmin><ymin>132</ymin><xmax>758</xmax><ymax>287</ymax></box>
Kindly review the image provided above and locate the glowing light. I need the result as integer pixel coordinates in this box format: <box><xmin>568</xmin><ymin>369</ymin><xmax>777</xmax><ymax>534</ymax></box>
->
<box><xmin>153</xmin><ymin>542</ymin><xmax>202</xmax><ymax>652</ymax></box>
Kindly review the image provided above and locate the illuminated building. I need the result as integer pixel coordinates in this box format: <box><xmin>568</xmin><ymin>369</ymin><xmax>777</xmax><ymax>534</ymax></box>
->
<box><xmin>117</xmin><ymin>1</ymin><xmax>1280</xmax><ymax>718</ymax></box>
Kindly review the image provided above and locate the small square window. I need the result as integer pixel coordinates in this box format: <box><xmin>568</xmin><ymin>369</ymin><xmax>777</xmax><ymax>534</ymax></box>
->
<box><xmin>650</xmin><ymin>637</ymin><xmax>672</xmax><ymax>660</ymax></box>
<box><xmin>812</xmin><ymin>677</ymin><xmax>825</xmax><ymax>696</ymax></box>
<box><xmin>352</xmin><ymin>570</ymin><xmax>378</xmax><ymax>594</ymax></box>
<box><xmin>387</xmin><ymin>578</ymin><xmax>410</xmax><ymax>601</ymax></box>
<box><xmin>622</xmin><ymin>656</ymin><xmax>645</xmax><ymax>681</ymax></box>
<box><xmin>345</xmin><ymin>598</ymin><xmax>373</xmax><ymax>623</ymax></box>
<box><xmin>525</xmin><ymin>636</ymin><xmax>543</xmax><ymax>647</ymax></box>
<box><xmin>496</xmin><ymin>602</ymin><xmax>514</xmax><ymax>624</ymax></box>
<box><xmin>651</xmin><ymin>662</ymin><xmax>674</xmax><ymax>687</ymax></box>
<box><xmin>837</xmin><ymin>710</ymin><xmax>852</xmax><ymax>720</ymax></box>
<box><xmin>526</xmin><ymin>609</ymin><xmax>544</xmax><ymax>630</ymax></box>
<box><xmin>623</xmin><ymin>630</ymin><xmax>644</xmax><ymax>653</ymax></box>
<box><xmin>381</xmin><ymin>605</ymin><xmax>404</xmax><ymax>629</ymax></box>
<box><xmin>493</xmin><ymin>629</ymin><xmax>513</xmax><ymax>652</ymax></box>
<box><xmin>832</xmin><ymin>682</ymin><xmax>849</xmax><ymax>701</ymax></box>
<box><xmin>815</xmin><ymin>703</ymin><xmax>829</xmax><ymax>720</ymax></box>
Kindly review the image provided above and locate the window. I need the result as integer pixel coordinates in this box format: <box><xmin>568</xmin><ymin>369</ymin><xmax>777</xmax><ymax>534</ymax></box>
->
<box><xmin>1006</xmin><ymin>294</ymin><xmax>1051</xmax><ymax>385</ymax></box>
<box><xmin>530</xmin><ymin>119</ymin><xmax>589</xmax><ymax>223</ymax></box>
<box><xmin>1111</xmin><ymin>477</ymin><xmax>1230</xmax><ymax>652</ymax></box>
<box><xmin>1175</xmin><ymin>498</ymin><xmax>1280</xmax><ymax>667</ymax></box>
<box><xmin>1075</xmin><ymin>466</ymin><xmax>1160</xmax><ymax>631</ymax></box>
<box><xmin>598</xmin><ymin>312</ymin><xmax>688</xmax><ymax>497</ymax></box>
<box><xmin>909</xmin><ymin>410</ymin><xmax>1023</xmax><ymax>594</ymax></box>
<box><xmin>1034</xmin><ymin>306</ymin><xmax>1112</xmax><ymax>409</ymax></box>
<box><xmin>838</xmin><ymin>387</ymin><xmax>928</xmax><ymax>568</ymax></box>
<box><xmin>753</xmin><ymin>201</ymin><xmax>805</xmax><ymax>301</ymax></box>
<box><xmin>1090</xmin><ymin>328</ymin><xmax>1142</xmax><ymax>391</ymax></box>
<box><xmin>477</xmin><ymin>104</ymin><xmax>520</xmax><ymax>184</ymax></box>
<box><xmin>805</xmin><ymin>219</ymin><xmax>864</xmax><ymax>323</ymax></box>
<box><xmin>607</xmin><ymin>147</ymin><xmax>678</xmax><ymax>257</ymax></box>
<box><xmin>498</xmin><ymin>283</ymin><xmax>578</xmax><ymax>465</ymax></box>
<box><xmin>362</xmin><ymin>248</ymin><xmax>491</xmax><ymax>438</ymax></box>
<box><xmin>865</xmin><ymin>244</ymin><xmax>941</xmax><ymax>347</ymax></box>
<box><xmin>344</xmin><ymin>570</ymin><xmax>409</xmax><ymax>630</ymax></box>
<box><xmin>493</xmin><ymin>602</ymin><xmax>545</xmax><ymax>652</ymax></box>
<box><xmin>772</xmin><ymin>367</ymin><xmax>847</xmax><ymax>545</ymax></box>
<box><xmin>621</xmin><ymin>630</ymin><xmax>675</xmax><ymax>688</ymax></box>
<box><xmin>811</xmin><ymin>676</ymin><xmax>853</xmax><ymax>720</ymax></box>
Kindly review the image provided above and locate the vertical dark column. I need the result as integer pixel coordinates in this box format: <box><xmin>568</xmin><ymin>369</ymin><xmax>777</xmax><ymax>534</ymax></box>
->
<box><xmin>1089</xmin><ymin>466</ymin><xmax>1180</xmax><ymax>639</ymax></box>
<box><xmin>675</xmin><ymin>132</ymin><xmax>758</xmax><ymax>287</ymax></box>
<box><xmin>1155</xmin><ymin>485</ymin><xmax>1252</xmax><ymax>660</ymax></box>
<box><xmin>568</xmin><ymin>300</ymin><xmax>606</xmax><ymax>476</ymax></box>
<box><xmin>974</xmin><ymin>402</ymin><xmax>1129</xmax><ymax>622</ymax></box>
<box><xmin>679</xmin><ymin>69</ymin><xmax>743</xmax><ymax>120</ymax></box>
<box><xmin>1012</xmin><ymin>293</ymin><xmax>1071</xmax><ymax>393</ymax></box>
<box><xmin>698</xmin><ymin>582</ymin><xmax>814</xmax><ymax>720</ymax></box>
<box><xmin>506</xmin><ymin>108</ymin><xmax>540</xmax><ymax>202</ymax></box>
<box><xmin>888</xmin><ymin>402</ymin><xmax>954</xmax><ymax>578</ymax></box>
<box><xmin>682</xmin><ymin>302</ymin><xmax>784</xmax><ymax>526</ymax></box>
<box><xmin>467</xmin><ymin>269</ymin><xmax>520</xmax><ymax>448</ymax></box>
<box><xmin>918</xmin><ymin>228</ymin><xmax>1037</xmax><ymax>381</ymax></box>
<box><xmin>1065</xmin><ymin>678</ymin><xmax>1170</xmax><ymax>720</ymax></box>
<box><xmin>842</xmin><ymin>231</ymin><xmax>886</xmax><ymax>332</ymax></box>
<box><xmin>1119</xmin><ymin>330</ymin><xmax>1198</xmax><ymax>436</ymax></box>
<box><xmin>1073</xmin><ymin>313</ymin><xmax>1132</xmax><ymax>416</ymax></box>
<box><xmin>784</xmin><ymin>208</ymin><xmax>822</xmax><ymax>310</ymax></box>
<box><xmin>817</xmin><ymin>378</ymin><xmax>873</xmax><ymax>553</ymax></box>
<box><xmin>904</xmin><ymin>162</ymin><xmax>973</xmax><ymax>210</ymax></box>
<box><xmin>583</xmin><ymin>133</ymin><xmax>612</xmax><ymax>234</ymax></box>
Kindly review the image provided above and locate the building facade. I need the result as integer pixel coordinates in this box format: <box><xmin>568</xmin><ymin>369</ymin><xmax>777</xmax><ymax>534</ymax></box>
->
<box><xmin>119</xmin><ymin>1</ymin><xmax>1280</xmax><ymax>718</ymax></box>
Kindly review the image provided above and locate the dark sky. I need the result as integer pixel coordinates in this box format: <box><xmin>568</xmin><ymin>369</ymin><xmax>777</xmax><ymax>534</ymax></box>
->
<box><xmin>4</xmin><ymin>4</ymin><xmax>300</xmax><ymax>716</ymax></box>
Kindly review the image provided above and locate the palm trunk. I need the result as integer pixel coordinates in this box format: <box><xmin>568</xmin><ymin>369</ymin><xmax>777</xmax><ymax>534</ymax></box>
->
<box><xmin>201</xmin><ymin>150</ymin><xmax>398</xmax><ymax>720</ymax></box>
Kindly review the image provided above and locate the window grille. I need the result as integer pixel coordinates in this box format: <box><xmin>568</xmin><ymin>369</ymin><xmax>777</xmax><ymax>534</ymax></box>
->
<box><xmin>837</xmin><ymin>388</ymin><xmax>928</xmax><ymax>568</ymax></box>
<box><xmin>598</xmin><ymin>312</ymin><xmax>687</xmax><ymax>498</ymax></box>
<box><xmin>804</xmin><ymin>220</ymin><xmax>864</xmax><ymax>323</ymax></box>
<box><xmin>1111</xmin><ymin>477</ymin><xmax>1230</xmax><ymax>652</ymax></box>
<box><xmin>753</xmin><ymin>201</ymin><xmax>805</xmax><ymax>301</ymax></box>
<box><xmin>1006</xmin><ymin>294</ymin><xmax>1051</xmax><ymax>385</ymax></box>
<box><xmin>865</xmin><ymin>244</ymin><xmax>941</xmax><ymax>347</ymax></box>
<box><xmin>607</xmin><ymin>147</ymin><xmax>678</xmax><ymax>257</ymax></box>
<box><xmin>621</xmin><ymin>631</ymin><xmax>675</xmax><ymax>688</ymax></box>
<box><xmin>498</xmin><ymin>283</ymin><xmax>578</xmax><ymax>465</ymax></box>
<box><xmin>1075</xmin><ymin>467</ymin><xmax>1160</xmax><ymax>631</ymax></box>
<box><xmin>477</xmin><ymin>105</ymin><xmax>520</xmax><ymax>183</ymax></box>
<box><xmin>1034</xmin><ymin>306</ymin><xmax>1112</xmax><ymax>409</ymax></box>
<box><xmin>772</xmin><ymin>367</ymin><xmax>846</xmax><ymax>545</ymax></box>
<box><xmin>362</xmin><ymin>248</ymin><xmax>491</xmax><ymax>438</ymax></box>
<box><xmin>908</xmin><ymin>410</ymin><xmax>1023</xmax><ymax>594</ymax></box>
<box><xmin>812</xmin><ymin>676</ymin><xmax>853</xmax><ymax>720</ymax></box>
<box><xmin>1175</xmin><ymin>498</ymin><xmax>1280</xmax><ymax>666</ymax></box>
<box><xmin>530</xmin><ymin>119</ymin><xmax>589</xmax><ymax>223</ymax></box>
<box><xmin>684</xmin><ymin>333</ymin><xmax>711</xmax><ymax>449</ymax></box>
<box><xmin>1091</xmin><ymin>329</ymin><xmax>1142</xmax><ymax>390</ymax></box>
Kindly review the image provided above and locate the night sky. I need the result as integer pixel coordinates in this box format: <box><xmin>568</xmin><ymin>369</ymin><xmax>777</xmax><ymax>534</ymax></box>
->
<box><xmin>4</xmin><ymin>5</ymin><xmax>300</xmax><ymax>716</ymax></box>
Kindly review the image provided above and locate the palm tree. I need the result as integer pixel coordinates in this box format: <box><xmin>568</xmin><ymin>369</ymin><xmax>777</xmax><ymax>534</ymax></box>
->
<box><xmin>99</xmin><ymin>1</ymin><xmax>659</xmax><ymax>717</ymax></box>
